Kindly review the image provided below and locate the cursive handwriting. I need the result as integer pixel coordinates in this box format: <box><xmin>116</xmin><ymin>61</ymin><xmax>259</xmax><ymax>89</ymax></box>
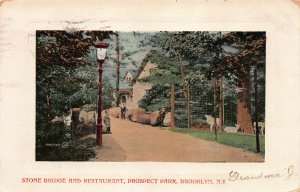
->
<box><xmin>228</xmin><ymin>165</ymin><xmax>296</xmax><ymax>182</ymax></box>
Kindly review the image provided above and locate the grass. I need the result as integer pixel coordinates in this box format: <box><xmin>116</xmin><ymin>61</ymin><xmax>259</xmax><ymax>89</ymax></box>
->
<box><xmin>170</xmin><ymin>128</ymin><xmax>265</xmax><ymax>155</ymax></box>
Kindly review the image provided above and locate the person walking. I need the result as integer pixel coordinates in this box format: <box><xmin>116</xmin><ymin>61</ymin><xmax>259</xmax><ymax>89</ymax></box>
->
<box><xmin>103</xmin><ymin>110</ymin><xmax>111</xmax><ymax>134</ymax></box>
<box><xmin>120</xmin><ymin>103</ymin><xmax>127</xmax><ymax>120</ymax></box>
<box><xmin>158</xmin><ymin>107</ymin><xmax>167</xmax><ymax>128</ymax></box>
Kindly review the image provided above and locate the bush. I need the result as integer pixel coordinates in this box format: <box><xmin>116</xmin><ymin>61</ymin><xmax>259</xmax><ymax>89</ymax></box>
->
<box><xmin>36</xmin><ymin>121</ymin><xmax>96</xmax><ymax>161</ymax></box>
<box><xmin>82</xmin><ymin>104</ymin><xmax>97</xmax><ymax>111</ymax></box>
<box><xmin>191</xmin><ymin>119</ymin><xmax>210</xmax><ymax>127</ymax></box>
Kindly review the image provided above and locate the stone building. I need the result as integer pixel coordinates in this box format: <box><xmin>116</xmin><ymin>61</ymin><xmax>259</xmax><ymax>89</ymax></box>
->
<box><xmin>117</xmin><ymin>61</ymin><xmax>157</xmax><ymax>109</ymax></box>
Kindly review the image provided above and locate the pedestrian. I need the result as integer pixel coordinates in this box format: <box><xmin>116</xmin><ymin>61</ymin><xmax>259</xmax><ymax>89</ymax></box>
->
<box><xmin>158</xmin><ymin>107</ymin><xmax>167</xmax><ymax>128</ymax></box>
<box><xmin>104</xmin><ymin>110</ymin><xmax>111</xmax><ymax>134</ymax></box>
<box><xmin>120</xmin><ymin>103</ymin><xmax>127</xmax><ymax>120</ymax></box>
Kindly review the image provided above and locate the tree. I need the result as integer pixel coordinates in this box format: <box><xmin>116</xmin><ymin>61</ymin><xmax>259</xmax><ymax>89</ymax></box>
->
<box><xmin>156</xmin><ymin>32</ymin><xmax>227</xmax><ymax>133</ymax></box>
<box><xmin>36</xmin><ymin>31</ymin><xmax>112</xmax><ymax>121</ymax></box>
<box><xmin>138</xmin><ymin>51</ymin><xmax>181</xmax><ymax>112</ymax></box>
<box><xmin>149</xmin><ymin>31</ymin><xmax>265</xmax><ymax>134</ymax></box>
<box><xmin>221</xmin><ymin>32</ymin><xmax>266</xmax><ymax>134</ymax></box>
<box><xmin>36</xmin><ymin>30</ymin><xmax>112</xmax><ymax>160</ymax></box>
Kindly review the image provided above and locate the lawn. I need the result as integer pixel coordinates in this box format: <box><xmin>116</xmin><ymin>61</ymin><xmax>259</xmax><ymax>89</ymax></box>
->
<box><xmin>170</xmin><ymin>128</ymin><xmax>265</xmax><ymax>155</ymax></box>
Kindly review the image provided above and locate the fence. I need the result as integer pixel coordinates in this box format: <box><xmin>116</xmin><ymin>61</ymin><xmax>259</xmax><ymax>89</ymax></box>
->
<box><xmin>171</xmin><ymin>81</ymin><xmax>237</xmax><ymax>129</ymax></box>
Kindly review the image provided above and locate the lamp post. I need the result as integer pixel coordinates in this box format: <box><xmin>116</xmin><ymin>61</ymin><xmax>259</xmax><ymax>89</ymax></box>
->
<box><xmin>95</xmin><ymin>42</ymin><xmax>109</xmax><ymax>146</ymax></box>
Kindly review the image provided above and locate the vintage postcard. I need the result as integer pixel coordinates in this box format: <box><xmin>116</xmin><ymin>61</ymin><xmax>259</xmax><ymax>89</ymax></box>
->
<box><xmin>35</xmin><ymin>31</ymin><xmax>265</xmax><ymax>163</ymax></box>
<box><xmin>1</xmin><ymin>0</ymin><xmax>300</xmax><ymax>192</ymax></box>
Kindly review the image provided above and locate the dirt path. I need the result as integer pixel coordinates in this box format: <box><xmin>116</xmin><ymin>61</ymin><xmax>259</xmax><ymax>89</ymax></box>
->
<box><xmin>90</xmin><ymin>117</ymin><xmax>263</xmax><ymax>162</ymax></box>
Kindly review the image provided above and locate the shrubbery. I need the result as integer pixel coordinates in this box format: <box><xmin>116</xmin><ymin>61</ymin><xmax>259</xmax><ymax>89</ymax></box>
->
<box><xmin>36</xmin><ymin>121</ymin><xmax>96</xmax><ymax>161</ymax></box>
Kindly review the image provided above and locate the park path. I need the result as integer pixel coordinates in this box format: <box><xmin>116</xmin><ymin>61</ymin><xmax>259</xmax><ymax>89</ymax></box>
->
<box><xmin>90</xmin><ymin>117</ymin><xmax>263</xmax><ymax>162</ymax></box>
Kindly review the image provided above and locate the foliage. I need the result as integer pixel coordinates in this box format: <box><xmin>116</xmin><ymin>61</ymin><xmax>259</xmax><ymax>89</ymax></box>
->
<box><xmin>151</xmin><ymin>31</ymin><xmax>266</xmax><ymax>82</ymax></box>
<box><xmin>36</xmin><ymin>30</ymin><xmax>112</xmax><ymax>160</ymax></box>
<box><xmin>220</xmin><ymin>32</ymin><xmax>266</xmax><ymax>81</ymax></box>
<box><xmin>148</xmin><ymin>31</ymin><xmax>266</xmax><ymax>129</ymax></box>
<box><xmin>69</xmin><ymin>67</ymin><xmax>114</xmax><ymax>110</ymax></box>
<box><xmin>81</xmin><ymin>104</ymin><xmax>97</xmax><ymax>111</ymax></box>
<box><xmin>139</xmin><ymin>84</ymin><xmax>171</xmax><ymax>112</ymax></box>
<box><xmin>141</xmin><ymin>52</ymin><xmax>182</xmax><ymax>84</ymax></box>
<box><xmin>102</xmin><ymin>77</ymin><xmax>115</xmax><ymax>109</ymax></box>
<box><xmin>190</xmin><ymin>119</ymin><xmax>210</xmax><ymax>127</ymax></box>
<box><xmin>250</xmin><ymin>68</ymin><xmax>265</xmax><ymax>121</ymax></box>
<box><xmin>36</xmin><ymin>31</ymin><xmax>111</xmax><ymax>121</ymax></box>
<box><xmin>36</xmin><ymin>120</ymin><xmax>96</xmax><ymax>161</ymax></box>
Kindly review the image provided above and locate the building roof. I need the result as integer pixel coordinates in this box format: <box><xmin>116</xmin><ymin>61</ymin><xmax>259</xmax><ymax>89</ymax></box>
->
<box><xmin>119</xmin><ymin>50</ymin><xmax>156</xmax><ymax>91</ymax></box>
<box><xmin>122</xmin><ymin>70</ymin><xmax>135</xmax><ymax>79</ymax></box>
<box><xmin>119</xmin><ymin>81</ymin><xmax>132</xmax><ymax>89</ymax></box>
<box><xmin>132</xmin><ymin>50</ymin><xmax>156</xmax><ymax>83</ymax></box>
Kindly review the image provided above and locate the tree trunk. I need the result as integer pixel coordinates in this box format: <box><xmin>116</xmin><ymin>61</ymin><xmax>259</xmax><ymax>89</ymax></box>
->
<box><xmin>237</xmin><ymin>72</ymin><xmax>253</xmax><ymax>134</ymax></box>
<box><xmin>115</xmin><ymin>32</ymin><xmax>120</xmax><ymax>107</ymax></box>
<box><xmin>213</xmin><ymin>78</ymin><xmax>217</xmax><ymax>140</ymax></box>
<box><xmin>170</xmin><ymin>81</ymin><xmax>175</xmax><ymax>128</ymax></box>
<box><xmin>219</xmin><ymin>78</ymin><xmax>223</xmax><ymax>131</ymax></box>
<box><xmin>254</xmin><ymin>64</ymin><xmax>260</xmax><ymax>152</ymax></box>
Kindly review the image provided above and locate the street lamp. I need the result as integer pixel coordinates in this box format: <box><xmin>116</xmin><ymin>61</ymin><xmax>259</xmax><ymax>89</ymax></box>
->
<box><xmin>95</xmin><ymin>42</ymin><xmax>109</xmax><ymax>146</ymax></box>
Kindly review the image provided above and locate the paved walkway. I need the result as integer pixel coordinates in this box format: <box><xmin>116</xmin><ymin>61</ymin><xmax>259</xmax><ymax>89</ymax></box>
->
<box><xmin>90</xmin><ymin>117</ymin><xmax>264</xmax><ymax>162</ymax></box>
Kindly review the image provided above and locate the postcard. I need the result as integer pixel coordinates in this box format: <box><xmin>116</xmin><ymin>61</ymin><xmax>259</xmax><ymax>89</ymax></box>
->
<box><xmin>0</xmin><ymin>0</ymin><xmax>299</xmax><ymax>191</ymax></box>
